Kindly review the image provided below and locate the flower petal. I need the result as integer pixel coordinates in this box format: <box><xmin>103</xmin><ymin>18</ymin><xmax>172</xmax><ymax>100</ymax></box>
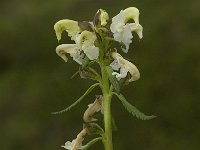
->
<box><xmin>54</xmin><ymin>19</ymin><xmax>81</xmax><ymax>41</ymax></box>
<box><xmin>112</xmin><ymin>67</ymin><xmax>128</xmax><ymax>80</ymax></box>
<box><xmin>123</xmin><ymin>7</ymin><xmax>140</xmax><ymax>24</ymax></box>
<box><xmin>61</xmin><ymin>141</ymin><xmax>73</xmax><ymax>149</ymax></box>
<box><xmin>129</xmin><ymin>23</ymin><xmax>143</xmax><ymax>39</ymax></box>
<box><xmin>110</xmin><ymin>60</ymin><xmax>121</xmax><ymax>71</ymax></box>
<box><xmin>83</xmin><ymin>45</ymin><xmax>99</xmax><ymax>60</ymax></box>
<box><xmin>110</xmin><ymin>10</ymin><xmax>125</xmax><ymax>33</ymax></box>
<box><xmin>70</xmin><ymin>52</ymin><xmax>84</xmax><ymax>65</ymax></box>
<box><xmin>123</xmin><ymin>59</ymin><xmax>140</xmax><ymax>82</ymax></box>
<box><xmin>121</xmin><ymin>24</ymin><xmax>133</xmax><ymax>53</ymax></box>
<box><xmin>72</xmin><ymin>129</ymin><xmax>87</xmax><ymax>150</ymax></box>
<box><xmin>79</xmin><ymin>31</ymin><xmax>96</xmax><ymax>45</ymax></box>
<box><xmin>79</xmin><ymin>31</ymin><xmax>99</xmax><ymax>60</ymax></box>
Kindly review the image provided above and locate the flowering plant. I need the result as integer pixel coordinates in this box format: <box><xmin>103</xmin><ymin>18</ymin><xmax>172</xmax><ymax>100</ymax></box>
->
<box><xmin>53</xmin><ymin>7</ymin><xmax>155</xmax><ymax>150</ymax></box>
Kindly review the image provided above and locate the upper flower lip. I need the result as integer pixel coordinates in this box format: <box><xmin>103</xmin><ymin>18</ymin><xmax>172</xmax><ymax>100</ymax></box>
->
<box><xmin>123</xmin><ymin>7</ymin><xmax>140</xmax><ymax>24</ymax></box>
<box><xmin>129</xmin><ymin>23</ymin><xmax>143</xmax><ymax>39</ymax></box>
<box><xmin>54</xmin><ymin>19</ymin><xmax>81</xmax><ymax>41</ymax></box>
<box><xmin>111</xmin><ymin>52</ymin><xmax>140</xmax><ymax>82</ymax></box>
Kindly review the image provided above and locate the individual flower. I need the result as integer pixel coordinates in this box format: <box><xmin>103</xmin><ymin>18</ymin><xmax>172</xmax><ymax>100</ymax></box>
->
<box><xmin>61</xmin><ymin>129</ymin><xmax>87</xmax><ymax>150</ymax></box>
<box><xmin>110</xmin><ymin>52</ymin><xmax>140</xmax><ymax>82</ymax></box>
<box><xmin>110</xmin><ymin>7</ymin><xmax>143</xmax><ymax>53</ymax></box>
<box><xmin>83</xmin><ymin>96</ymin><xmax>103</xmax><ymax>122</ymax></box>
<box><xmin>61</xmin><ymin>140</ymin><xmax>83</xmax><ymax>150</ymax></box>
<box><xmin>56</xmin><ymin>44</ymin><xmax>84</xmax><ymax>64</ymax></box>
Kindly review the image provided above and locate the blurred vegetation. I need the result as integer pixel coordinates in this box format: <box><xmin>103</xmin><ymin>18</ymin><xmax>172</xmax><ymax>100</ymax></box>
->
<box><xmin>0</xmin><ymin>0</ymin><xmax>200</xmax><ymax>150</ymax></box>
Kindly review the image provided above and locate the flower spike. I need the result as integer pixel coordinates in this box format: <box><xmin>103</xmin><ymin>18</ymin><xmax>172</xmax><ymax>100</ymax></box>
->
<box><xmin>53</xmin><ymin>7</ymin><xmax>155</xmax><ymax>150</ymax></box>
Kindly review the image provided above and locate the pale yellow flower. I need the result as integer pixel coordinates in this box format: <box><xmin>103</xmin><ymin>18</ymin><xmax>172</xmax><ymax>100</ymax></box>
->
<box><xmin>110</xmin><ymin>7</ymin><xmax>143</xmax><ymax>53</ymax></box>
<box><xmin>110</xmin><ymin>52</ymin><xmax>140</xmax><ymax>82</ymax></box>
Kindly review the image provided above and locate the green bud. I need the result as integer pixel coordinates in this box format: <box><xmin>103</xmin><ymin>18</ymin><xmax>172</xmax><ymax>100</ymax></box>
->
<box><xmin>93</xmin><ymin>9</ymin><xmax>109</xmax><ymax>26</ymax></box>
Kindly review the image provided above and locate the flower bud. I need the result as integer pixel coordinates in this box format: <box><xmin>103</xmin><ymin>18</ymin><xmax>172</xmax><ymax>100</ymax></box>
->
<box><xmin>83</xmin><ymin>96</ymin><xmax>102</xmax><ymax>122</ymax></box>
<box><xmin>93</xmin><ymin>9</ymin><xmax>109</xmax><ymax>26</ymax></box>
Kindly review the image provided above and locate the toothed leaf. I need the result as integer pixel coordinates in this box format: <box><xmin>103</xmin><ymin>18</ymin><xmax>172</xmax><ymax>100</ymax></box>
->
<box><xmin>52</xmin><ymin>83</ymin><xmax>99</xmax><ymax>114</ymax></box>
<box><xmin>114</xmin><ymin>93</ymin><xmax>156</xmax><ymax>120</ymax></box>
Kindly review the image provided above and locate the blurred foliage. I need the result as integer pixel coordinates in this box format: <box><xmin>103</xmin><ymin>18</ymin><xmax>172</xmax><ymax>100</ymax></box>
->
<box><xmin>0</xmin><ymin>0</ymin><xmax>200</xmax><ymax>150</ymax></box>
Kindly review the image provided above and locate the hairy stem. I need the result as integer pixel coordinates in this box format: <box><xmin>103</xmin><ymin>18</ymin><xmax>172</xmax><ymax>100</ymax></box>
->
<box><xmin>100</xmin><ymin>62</ymin><xmax>113</xmax><ymax>150</ymax></box>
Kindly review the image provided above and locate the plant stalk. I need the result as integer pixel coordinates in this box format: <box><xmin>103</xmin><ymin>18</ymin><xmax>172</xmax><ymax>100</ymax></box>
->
<box><xmin>100</xmin><ymin>62</ymin><xmax>113</xmax><ymax>150</ymax></box>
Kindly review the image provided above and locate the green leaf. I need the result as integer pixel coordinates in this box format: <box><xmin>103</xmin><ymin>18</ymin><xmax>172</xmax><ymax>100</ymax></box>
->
<box><xmin>82</xmin><ymin>56</ymin><xmax>90</xmax><ymax>69</ymax></box>
<box><xmin>78</xmin><ymin>21</ymin><xmax>93</xmax><ymax>32</ymax></box>
<box><xmin>70</xmin><ymin>71</ymin><xmax>79</xmax><ymax>79</ymax></box>
<box><xmin>82</xmin><ymin>137</ymin><xmax>102</xmax><ymax>150</ymax></box>
<box><xmin>113</xmin><ymin>93</ymin><xmax>156</xmax><ymax>120</ymax></box>
<box><xmin>52</xmin><ymin>83</ymin><xmax>99</xmax><ymax>114</ymax></box>
<box><xmin>105</xmin><ymin>66</ymin><xmax>120</xmax><ymax>94</ymax></box>
<box><xmin>111</xmin><ymin>116</ymin><xmax>118</xmax><ymax>132</ymax></box>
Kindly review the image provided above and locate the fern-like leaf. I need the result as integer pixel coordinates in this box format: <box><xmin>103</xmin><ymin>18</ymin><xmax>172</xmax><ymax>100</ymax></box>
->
<box><xmin>52</xmin><ymin>83</ymin><xmax>99</xmax><ymax>114</ymax></box>
<box><xmin>113</xmin><ymin>93</ymin><xmax>156</xmax><ymax>120</ymax></box>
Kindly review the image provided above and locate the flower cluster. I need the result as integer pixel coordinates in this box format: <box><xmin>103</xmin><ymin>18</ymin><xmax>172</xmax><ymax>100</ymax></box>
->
<box><xmin>54</xmin><ymin>7</ymin><xmax>142</xmax><ymax>82</ymax></box>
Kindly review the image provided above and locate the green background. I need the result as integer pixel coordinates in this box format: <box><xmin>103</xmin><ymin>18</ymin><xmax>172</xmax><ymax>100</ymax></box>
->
<box><xmin>0</xmin><ymin>0</ymin><xmax>200</xmax><ymax>149</ymax></box>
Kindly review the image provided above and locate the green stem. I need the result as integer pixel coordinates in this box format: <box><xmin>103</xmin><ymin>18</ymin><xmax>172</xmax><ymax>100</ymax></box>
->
<box><xmin>100</xmin><ymin>62</ymin><xmax>113</xmax><ymax>150</ymax></box>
